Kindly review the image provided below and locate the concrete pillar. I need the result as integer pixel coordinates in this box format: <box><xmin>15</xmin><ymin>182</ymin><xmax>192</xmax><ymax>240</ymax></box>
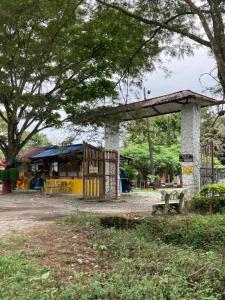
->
<box><xmin>105</xmin><ymin>122</ymin><xmax>120</xmax><ymax>151</ymax></box>
<box><xmin>105</xmin><ymin>122</ymin><xmax>120</xmax><ymax>198</ymax></box>
<box><xmin>181</xmin><ymin>102</ymin><xmax>201</xmax><ymax>196</ymax></box>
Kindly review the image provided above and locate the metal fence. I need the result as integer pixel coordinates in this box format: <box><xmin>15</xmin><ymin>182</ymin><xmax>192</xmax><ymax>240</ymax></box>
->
<box><xmin>200</xmin><ymin>142</ymin><xmax>214</xmax><ymax>186</ymax></box>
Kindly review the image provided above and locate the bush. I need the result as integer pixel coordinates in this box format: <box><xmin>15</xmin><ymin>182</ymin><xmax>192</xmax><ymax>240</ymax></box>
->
<box><xmin>9</xmin><ymin>168</ymin><xmax>19</xmax><ymax>182</ymax></box>
<box><xmin>0</xmin><ymin>168</ymin><xmax>19</xmax><ymax>184</ymax></box>
<box><xmin>2</xmin><ymin>169</ymin><xmax>10</xmax><ymax>182</ymax></box>
<box><xmin>200</xmin><ymin>184</ymin><xmax>225</xmax><ymax>196</ymax></box>
<box><xmin>61</xmin><ymin>215</ymin><xmax>225</xmax><ymax>299</ymax></box>
<box><xmin>0</xmin><ymin>169</ymin><xmax>3</xmax><ymax>182</ymax></box>
<box><xmin>136</xmin><ymin>214</ymin><xmax>225</xmax><ymax>252</ymax></box>
<box><xmin>191</xmin><ymin>184</ymin><xmax>225</xmax><ymax>213</ymax></box>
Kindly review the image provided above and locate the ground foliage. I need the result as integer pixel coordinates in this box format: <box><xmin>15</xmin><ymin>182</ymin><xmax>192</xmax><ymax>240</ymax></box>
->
<box><xmin>191</xmin><ymin>184</ymin><xmax>225</xmax><ymax>213</ymax></box>
<box><xmin>0</xmin><ymin>214</ymin><xmax>225</xmax><ymax>299</ymax></box>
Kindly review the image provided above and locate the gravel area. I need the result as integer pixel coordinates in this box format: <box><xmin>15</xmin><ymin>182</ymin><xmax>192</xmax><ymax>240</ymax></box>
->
<box><xmin>0</xmin><ymin>190</ymin><xmax>161</xmax><ymax>235</ymax></box>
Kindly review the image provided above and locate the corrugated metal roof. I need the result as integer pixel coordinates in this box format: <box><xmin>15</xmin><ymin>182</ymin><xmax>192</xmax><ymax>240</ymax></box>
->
<box><xmin>31</xmin><ymin>144</ymin><xmax>83</xmax><ymax>159</ymax></box>
<box><xmin>18</xmin><ymin>147</ymin><xmax>46</xmax><ymax>160</ymax></box>
<box><xmin>98</xmin><ymin>90</ymin><xmax>224</xmax><ymax>121</ymax></box>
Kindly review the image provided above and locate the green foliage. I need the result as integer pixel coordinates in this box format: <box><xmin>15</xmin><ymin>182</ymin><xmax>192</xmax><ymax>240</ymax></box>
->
<box><xmin>0</xmin><ymin>169</ymin><xmax>3</xmax><ymax>181</ymax></box>
<box><xmin>138</xmin><ymin>214</ymin><xmax>225</xmax><ymax>252</ymax></box>
<box><xmin>8</xmin><ymin>168</ymin><xmax>19</xmax><ymax>182</ymax></box>
<box><xmin>97</xmin><ymin>0</ymin><xmax>225</xmax><ymax>95</ymax></box>
<box><xmin>154</xmin><ymin>143</ymin><xmax>181</xmax><ymax>176</ymax></box>
<box><xmin>0</xmin><ymin>0</ymin><xmax>161</xmax><ymax>160</ymax></box>
<box><xmin>57</xmin><ymin>214</ymin><xmax>97</xmax><ymax>228</ymax></box>
<box><xmin>121</xmin><ymin>142</ymin><xmax>181</xmax><ymax>179</ymax></box>
<box><xmin>1</xmin><ymin>169</ymin><xmax>10</xmax><ymax>182</ymax></box>
<box><xmin>122</xmin><ymin>165</ymin><xmax>138</xmax><ymax>180</ymax></box>
<box><xmin>1</xmin><ymin>214</ymin><xmax>225</xmax><ymax>299</ymax></box>
<box><xmin>59</xmin><ymin>214</ymin><xmax>225</xmax><ymax>299</ymax></box>
<box><xmin>0</xmin><ymin>252</ymin><xmax>55</xmax><ymax>300</ymax></box>
<box><xmin>214</xmin><ymin>158</ymin><xmax>225</xmax><ymax>170</ymax></box>
<box><xmin>23</xmin><ymin>133</ymin><xmax>50</xmax><ymax>148</ymax></box>
<box><xmin>120</xmin><ymin>143</ymin><xmax>149</xmax><ymax>179</ymax></box>
<box><xmin>121</xmin><ymin>114</ymin><xmax>181</xmax><ymax>179</ymax></box>
<box><xmin>127</xmin><ymin>114</ymin><xmax>181</xmax><ymax>146</ymax></box>
<box><xmin>1</xmin><ymin>168</ymin><xmax>19</xmax><ymax>183</ymax></box>
<box><xmin>200</xmin><ymin>184</ymin><xmax>225</xmax><ymax>196</ymax></box>
<box><xmin>191</xmin><ymin>184</ymin><xmax>225</xmax><ymax>213</ymax></box>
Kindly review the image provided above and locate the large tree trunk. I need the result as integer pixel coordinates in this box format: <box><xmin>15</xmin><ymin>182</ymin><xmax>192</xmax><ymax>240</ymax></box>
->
<box><xmin>2</xmin><ymin>181</ymin><xmax>11</xmax><ymax>194</ymax></box>
<box><xmin>1</xmin><ymin>132</ymin><xmax>20</xmax><ymax>194</ymax></box>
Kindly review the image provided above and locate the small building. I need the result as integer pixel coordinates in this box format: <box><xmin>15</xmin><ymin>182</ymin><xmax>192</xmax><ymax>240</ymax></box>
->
<box><xmin>17</xmin><ymin>143</ymin><xmax>118</xmax><ymax>200</ymax></box>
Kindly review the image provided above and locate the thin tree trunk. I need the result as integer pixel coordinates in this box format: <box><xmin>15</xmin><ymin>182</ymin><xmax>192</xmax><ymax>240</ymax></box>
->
<box><xmin>146</xmin><ymin>118</ymin><xmax>154</xmax><ymax>175</ymax></box>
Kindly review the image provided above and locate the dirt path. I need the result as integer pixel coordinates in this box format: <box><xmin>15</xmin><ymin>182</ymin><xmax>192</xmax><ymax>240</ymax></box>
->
<box><xmin>0</xmin><ymin>190</ymin><xmax>161</xmax><ymax>235</ymax></box>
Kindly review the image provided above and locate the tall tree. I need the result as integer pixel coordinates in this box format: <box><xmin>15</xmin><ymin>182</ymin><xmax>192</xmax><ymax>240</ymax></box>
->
<box><xmin>0</xmin><ymin>0</ymin><xmax>161</xmax><ymax>164</ymax></box>
<box><xmin>122</xmin><ymin>114</ymin><xmax>181</xmax><ymax>179</ymax></box>
<box><xmin>127</xmin><ymin>114</ymin><xmax>181</xmax><ymax>146</ymax></box>
<box><xmin>97</xmin><ymin>0</ymin><xmax>225</xmax><ymax>95</ymax></box>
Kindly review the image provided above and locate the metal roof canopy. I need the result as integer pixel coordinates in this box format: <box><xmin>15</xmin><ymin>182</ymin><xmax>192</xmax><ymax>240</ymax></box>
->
<box><xmin>31</xmin><ymin>144</ymin><xmax>83</xmax><ymax>159</ymax></box>
<box><xmin>101</xmin><ymin>90</ymin><xmax>224</xmax><ymax>122</ymax></box>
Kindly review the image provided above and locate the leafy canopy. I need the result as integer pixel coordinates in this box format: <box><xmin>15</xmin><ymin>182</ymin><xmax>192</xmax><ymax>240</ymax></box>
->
<box><xmin>0</xmin><ymin>0</ymin><xmax>161</xmax><ymax>161</ymax></box>
<box><xmin>97</xmin><ymin>0</ymin><xmax>225</xmax><ymax>95</ymax></box>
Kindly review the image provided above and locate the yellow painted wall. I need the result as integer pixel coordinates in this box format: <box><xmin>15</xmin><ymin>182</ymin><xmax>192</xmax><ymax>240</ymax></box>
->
<box><xmin>44</xmin><ymin>178</ymin><xmax>99</xmax><ymax>196</ymax></box>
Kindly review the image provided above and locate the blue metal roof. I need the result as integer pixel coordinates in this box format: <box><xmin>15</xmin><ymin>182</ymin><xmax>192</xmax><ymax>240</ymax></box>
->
<box><xmin>31</xmin><ymin>144</ymin><xmax>83</xmax><ymax>159</ymax></box>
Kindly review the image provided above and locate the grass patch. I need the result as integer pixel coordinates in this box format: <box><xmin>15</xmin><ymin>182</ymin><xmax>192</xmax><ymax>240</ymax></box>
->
<box><xmin>56</xmin><ymin>214</ymin><xmax>97</xmax><ymax>228</ymax></box>
<box><xmin>0</xmin><ymin>214</ymin><xmax>225</xmax><ymax>299</ymax></box>
<box><xmin>0</xmin><ymin>252</ymin><xmax>56</xmax><ymax>300</ymax></box>
<box><xmin>137</xmin><ymin>214</ymin><xmax>225</xmax><ymax>252</ymax></box>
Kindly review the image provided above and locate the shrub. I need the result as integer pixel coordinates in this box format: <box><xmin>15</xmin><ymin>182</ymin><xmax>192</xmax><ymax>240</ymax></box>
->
<box><xmin>200</xmin><ymin>184</ymin><xmax>225</xmax><ymax>196</ymax></box>
<box><xmin>136</xmin><ymin>214</ymin><xmax>225</xmax><ymax>252</ymax></box>
<box><xmin>1</xmin><ymin>169</ymin><xmax>10</xmax><ymax>182</ymax></box>
<box><xmin>8</xmin><ymin>168</ymin><xmax>19</xmax><ymax>183</ymax></box>
<box><xmin>190</xmin><ymin>184</ymin><xmax>225</xmax><ymax>213</ymax></box>
<box><xmin>61</xmin><ymin>215</ymin><xmax>225</xmax><ymax>299</ymax></box>
<box><xmin>0</xmin><ymin>169</ymin><xmax>3</xmax><ymax>182</ymax></box>
<box><xmin>0</xmin><ymin>168</ymin><xmax>19</xmax><ymax>183</ymax></box>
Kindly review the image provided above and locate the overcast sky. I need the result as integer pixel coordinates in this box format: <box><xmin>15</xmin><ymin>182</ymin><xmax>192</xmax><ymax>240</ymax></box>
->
<box><xmin>143</xmin><ymin>47</ymin><xmax>216</xmax><ymax>99</ymax></box>
<box><xmin>44</xmin><ymin>46</ymin><xmax>218</xmax><ymax>144</ymax></box>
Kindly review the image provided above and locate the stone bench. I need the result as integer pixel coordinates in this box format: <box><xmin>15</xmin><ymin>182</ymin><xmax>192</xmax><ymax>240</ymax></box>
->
<box><xmin>152</xmin><ymin>190</ymin><xmax>185</xmax><ymax>215</ymax></box>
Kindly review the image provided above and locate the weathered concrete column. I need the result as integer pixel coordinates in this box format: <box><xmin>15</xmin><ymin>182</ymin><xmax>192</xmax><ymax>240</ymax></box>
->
<box><xmin>105</xmin><ymin>122</ymin><xmax>120</xmax><ymax>152</ymax></box>
<box><xmin>105</xmin><ymin>122</ymin><xmax>120</xmax><ymax>198</ymax></box>
<box><xmin>181</xmin><ymin>102</ymin><xmax>201</xmax><ymax>196</ymax></box>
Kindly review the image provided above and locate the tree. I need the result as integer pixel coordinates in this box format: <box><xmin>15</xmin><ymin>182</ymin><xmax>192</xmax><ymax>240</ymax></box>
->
<box><xmin>201</xmin><ymin>108</ymin><xmax>225</xmax><ymax>163</ymax></box>
<box><xmin>24</xmin><ymin>132</ymin><xmax>50</xmax><ymax>148</ymax></box>
<box><xmin>97</xmin><ymin>0</ymin><xmax>225</xmax><ymax>96</ymax></box>
<box><xmin>121</xmin><ymin>142</ymin><xmax>181</xmax><ymax>181</ymax></box>
<box><xmin>121</xmin><ymin>114</ymin><xmax>181</xmax><ymax>180</ymax></box>
<box><xmin>0</xmin><ymin>0</ymin><xmax>162</xmax><ymax>164</ymax></box>
<box><xmin>127</xmin><ymin>114</ymin><xmax>181</xmax><ymax>146</ymax></box>
<box><xmin>124</xmin><ymin>114</ymin><xmax>180</xmax><ymax>175</ymax></box>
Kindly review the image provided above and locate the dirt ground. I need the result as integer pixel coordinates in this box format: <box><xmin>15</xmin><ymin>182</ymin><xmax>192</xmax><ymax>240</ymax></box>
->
<box><xmin>0</xmin><ymin>190</ymin><xmax>161</xmax><ymax>236</ymax></box>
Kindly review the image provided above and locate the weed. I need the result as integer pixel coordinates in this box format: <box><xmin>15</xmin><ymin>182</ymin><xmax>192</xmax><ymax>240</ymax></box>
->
<box><xmin>33</xmin><ymin>249</ymin><xmax>45</xmax><ymax>258</ymax></box>
<box><xmin>0</xmin><ymin>214</ymin><xmax>225</xmax><ymax>299</ymax></box>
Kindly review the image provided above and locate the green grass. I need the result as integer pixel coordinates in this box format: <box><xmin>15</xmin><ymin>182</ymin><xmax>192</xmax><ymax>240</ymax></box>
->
<box><xmin>0</xmin><ymin>252</ymin><xmax>56</xmax><ymax>300</ymax></box>
<box><xmin>0</xmin><ymin>214</ymin><xmax>225</xmax><ymax>299</ymax></box>
<box><xmin>137</xmin><ymin>214</ymin><xmax>225</xmax><ymax>252</ymax></box>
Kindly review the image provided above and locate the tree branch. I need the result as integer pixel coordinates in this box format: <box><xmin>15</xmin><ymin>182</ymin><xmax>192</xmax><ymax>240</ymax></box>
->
<box><xmin>183</xmin><ymin>0</ymin><xmax>214</xmax><ymax>42</ymax></box>
<box><xmin>97</xmin><ymin>0</ymin><xmax>211</xmax><ymax>47</ymax></box>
